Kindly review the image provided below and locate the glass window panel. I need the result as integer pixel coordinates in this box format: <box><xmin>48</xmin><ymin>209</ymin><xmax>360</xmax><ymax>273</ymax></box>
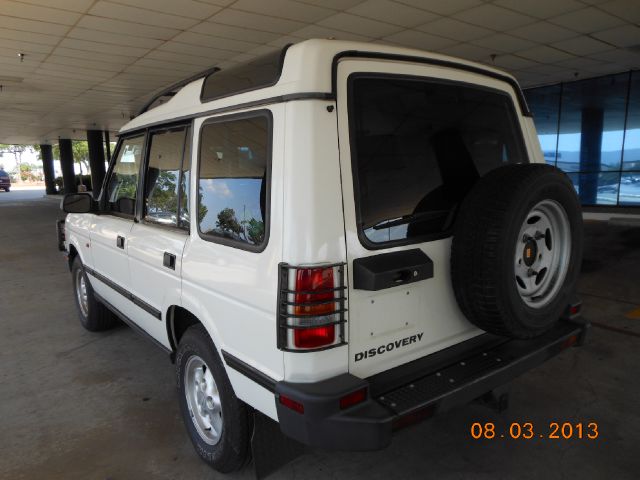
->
<box><xmin>201</xmin><ymin>49</ymin><xmax>284</xmax><ymax>102</ymax></box>
<box><xmin>567</xmin><ymin>172</ymin><xmax>620</xmax><ymax>205</ymax></box>
<box><xmin>619</xmin><ymin>172</ymin><xmax>640</xmax><ymax>205</ymax></box>
<box><xmin>105</xmin><ymin>135</ymin><xmax>144</xmax><ymax>215</ymax></box>
<box><xmin>198</xmin><ymin>115</ymin><xmax>269</xmax><ymax>248</ymax></box>
<box><xmin>179</xmin><ymin>129</ymin><xmax>191</xmax><ymax>229</ymax></box>
<box><xmin>349</xmin><ymin>76</ymin><xmax>528</xmax><ymax>246</ymax></box>
<box><xmin>557</xmin><ymin>73</ymin><xmax>628</xmax><ymax>173</ymax></box>
<box><xmin>144</xmin><ymin>128</ymin><xmax>188</xmax><ymax>227</ymax></box>
<box><xmin>623</xmin><ymin>71</ymin><xmax>640</xmax><ymax>171</ymax></box>
<box><xmin>525</xmin><ymin>84</ymin><xmax>561</xmax><ymax>166</ymax></box>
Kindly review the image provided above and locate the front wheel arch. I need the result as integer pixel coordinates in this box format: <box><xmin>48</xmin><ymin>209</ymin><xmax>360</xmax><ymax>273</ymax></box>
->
<box><xmin>67</xmin><ymin>243</ymin><xmax>79</xmax><ymax>271</ymax></box>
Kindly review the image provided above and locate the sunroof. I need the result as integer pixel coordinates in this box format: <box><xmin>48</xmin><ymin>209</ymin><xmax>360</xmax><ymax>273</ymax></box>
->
<box><xmin>200</xmin><ymin>46</ymin><xmax>290</xmax><ymax>103</ymax></box>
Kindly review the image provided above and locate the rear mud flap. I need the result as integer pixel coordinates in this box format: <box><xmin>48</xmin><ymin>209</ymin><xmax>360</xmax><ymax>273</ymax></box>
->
<box><xmin>251</xmin><ymin>411</ymin><xmax>306</xmax><ymax>479</ymax></box>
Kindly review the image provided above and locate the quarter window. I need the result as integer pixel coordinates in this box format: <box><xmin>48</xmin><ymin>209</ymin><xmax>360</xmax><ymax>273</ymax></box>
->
<box><xmin>198</xmin><ymin>114</ymin><xmax>270</xmax><ymax>249</ymax></box>
<box><xmin>349</xmin><ymin>75</ymin><xmax>528</xmax><ymax>246</ymax></box>
<box><xmin>144</xmin><ymin>127</ymin><xmax>190</xmax><ymax>228</ymax></box>
<box><xmin>105</xmin><ymin>135</ymin><xmax>144</xmax><ymax>215</ymax></box>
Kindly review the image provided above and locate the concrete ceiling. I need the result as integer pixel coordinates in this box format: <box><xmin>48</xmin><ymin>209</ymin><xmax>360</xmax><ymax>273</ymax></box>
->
<box><xmin>0</xmin><ymin>0</ymin><xmax>639</xmax><ymax>145</ymax></box>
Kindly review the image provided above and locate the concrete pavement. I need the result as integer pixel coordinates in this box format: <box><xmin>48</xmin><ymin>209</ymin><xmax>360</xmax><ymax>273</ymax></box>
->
<box><xmin>0</xmin><ymin>195</ymin><xmax>638</xmax><ymax>479</ymax></box>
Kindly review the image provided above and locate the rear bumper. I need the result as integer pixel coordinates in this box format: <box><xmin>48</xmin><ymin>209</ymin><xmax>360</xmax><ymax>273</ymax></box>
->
<box><xmin>275</xmin><ymin>317</ymin><xmax>590</xmax><ymax>450</ymax></box>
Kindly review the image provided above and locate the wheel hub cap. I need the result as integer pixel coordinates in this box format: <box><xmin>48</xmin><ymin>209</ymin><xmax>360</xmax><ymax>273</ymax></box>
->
<box><xmin>184</xmin><ymin>355</ymin><xmax>223</xmax><ymax>445</ymax></box>
<box><xmin>522</xmin><ymin>239</ymin><xmax>538</xmax><ymax>267</ymax></box>
<box><xmin>75</xmin><ymin>268</ymin><xmax>89</xmax><ymax>317</ymax></box>
<box><xmin>514</xmin><ymin>199</ymin><xmax>571</xmax><ymax>308</ymax></box>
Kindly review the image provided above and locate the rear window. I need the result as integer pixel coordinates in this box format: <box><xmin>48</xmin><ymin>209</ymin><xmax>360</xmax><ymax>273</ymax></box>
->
<box><xmin>348</xmin><ymin>75</ymin><xmax>528</xmax><ymax>247</ymax></box>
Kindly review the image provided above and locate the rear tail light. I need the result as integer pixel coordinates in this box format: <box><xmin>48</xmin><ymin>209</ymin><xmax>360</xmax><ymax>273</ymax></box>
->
<box><xmin>278</xmin><ymin>262</ymin><xmax>347</xmax><ymax>352</ymax></box>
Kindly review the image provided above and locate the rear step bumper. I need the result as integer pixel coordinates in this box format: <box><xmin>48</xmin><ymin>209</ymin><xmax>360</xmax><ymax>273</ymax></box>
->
<box><xmin>275</xmin><ymin>317</ymin><xmax>590</xmax><ymax>450</ymax></box>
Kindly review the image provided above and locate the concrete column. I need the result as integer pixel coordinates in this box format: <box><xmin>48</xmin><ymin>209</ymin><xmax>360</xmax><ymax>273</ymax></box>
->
<box><xmin>39</xmin><ymin>144</ymin><xmax>56</xmax><ymax>195</ymax></box>
<box><xmin>579</xmin><ymin>107</ymin><xmax>604</xmax><ymax>205</ymax></box>
<box><xmin>86</xmin><ymin>129</ymin><xmax>106</xmax><ymax>198</ymax></box>
<box><xmin>59</xmin><ymin>138</ymin><xmax>77</xmax><ymax>195</ymax></box>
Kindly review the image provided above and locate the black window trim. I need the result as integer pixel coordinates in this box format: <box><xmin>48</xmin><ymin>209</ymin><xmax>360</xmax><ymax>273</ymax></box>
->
<box><xmin>196</xmin><ymin>109</ymin><xmax>273</xmax><ymax>253</ymax></box>
<box><xmin>100</xmin><ymin>132</ymin><xmax>147</xmax><ymax>220</ymax></box>
<box><xmin>137</xmin><ymin>120</ymin><xmax>193</xmax><ymax>233</ymax></box>
<box><xmin>347</xmin><ymin>72</ymin><xmax>530</xmax><ymax>251</ymax></box>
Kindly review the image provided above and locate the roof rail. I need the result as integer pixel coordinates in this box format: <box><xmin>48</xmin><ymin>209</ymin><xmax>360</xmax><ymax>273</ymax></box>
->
<box><xmin>136</xmin><ymin>65</ymin><xmax>220</xmax><ymax>117</ymax></box>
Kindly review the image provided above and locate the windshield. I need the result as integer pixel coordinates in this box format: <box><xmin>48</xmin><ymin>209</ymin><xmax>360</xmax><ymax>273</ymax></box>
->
<box><xmin>348</xmin><ymin>75</ymin><xmax>528</xmax><ymax>246</ymax></box>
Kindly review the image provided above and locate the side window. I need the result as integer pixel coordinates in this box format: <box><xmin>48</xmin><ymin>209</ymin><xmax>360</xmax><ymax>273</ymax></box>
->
<box><xmin>197</xmin><ymin>113</ymin><xmax>271</xmax><ymax>249</ymax></box>
<box><xmin>143</xmin><ymin>127</ymin><xmax>190</xmax><ymax>228</ymax></box>
<box><xmin>106</xmin><ymin>135</ymin><xmax>144</xmax><ymax>215</ymax></box>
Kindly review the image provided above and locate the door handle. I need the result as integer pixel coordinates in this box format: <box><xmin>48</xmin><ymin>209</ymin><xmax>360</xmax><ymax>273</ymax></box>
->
<box><xmin>116</xmin><ymin>235</ymin><xmax>125</xmax><ymax>249</ymax></box>
<box><xmin>163</xmin><ymin>252</ymin><xmax>176</xmax><ymax>270</ymax></box>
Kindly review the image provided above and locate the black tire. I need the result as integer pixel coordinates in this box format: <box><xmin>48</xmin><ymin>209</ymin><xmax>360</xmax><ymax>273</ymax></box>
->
<box><xmin>176</xmin><ymin>324</ymin><xmax>251</xmax><ymax>473</ymax></box>
<box><xmin>71</xmin><ymin>256</ymin><xmax>117</xmax><ymax>331</ymax></box>
<box><xmin>451</xmin><ymin>164</ymin><xmax>583</xmax><ymax>339</ymax></box>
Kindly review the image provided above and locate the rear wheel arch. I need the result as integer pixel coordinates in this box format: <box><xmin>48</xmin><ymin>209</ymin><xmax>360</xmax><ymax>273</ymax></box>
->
<box><xmin>167</xmin><ymin>306</ymin><xmax>203</xmax><ymax>353</ymax></box>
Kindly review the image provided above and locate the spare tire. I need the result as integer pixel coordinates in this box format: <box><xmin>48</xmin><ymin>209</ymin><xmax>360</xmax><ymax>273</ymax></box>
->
<box><xmin>451</xmin><ymin>164</ymin><xmax>583</xmax><ymax>339</ymax></box>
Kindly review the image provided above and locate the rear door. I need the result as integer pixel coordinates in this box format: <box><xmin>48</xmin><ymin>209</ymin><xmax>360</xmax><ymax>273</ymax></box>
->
<box><xmin>336</xmin><ymin>59</ymin><xmax>531</xmax><ymax>378</ymax></box>
<box><xmin>127</xmin><ymin>124</ymin><xmax>191</xmax><ymax>347</ymax></box>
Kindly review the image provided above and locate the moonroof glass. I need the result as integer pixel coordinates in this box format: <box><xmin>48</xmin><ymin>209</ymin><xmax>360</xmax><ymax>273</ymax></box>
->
<box><xmin>201</xmin><ymin>47</ymin><xmax>288</xmax><ymax>102</ymax></box>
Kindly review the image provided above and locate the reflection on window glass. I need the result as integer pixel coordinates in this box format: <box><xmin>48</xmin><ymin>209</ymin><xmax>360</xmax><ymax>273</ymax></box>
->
<box><xmin>623</xmin><ymin>129</ymin><xmax>640</xmax><ymax>171</ymax></box>
<box><xmin>557</xmin><ymin>74</ymin><xmax>628</xmax><ymax>176</ymax></box>
<box><xmin>106</xmin><ymin>136</ymin><xmax>144</xmax><ymax>215</ymax></box>
<box><xmin>201</xmin><ymin>49</ymin><xmax>283</xmax><ymax>102</ymax></box>
<box><xmin>620</xmin><ymin>173</ymin><xmax>640</xmax><ymax>205</ymax></box>
<box><xmin>527</xmin><ymin>71</ymin><xmax>640</xmax><ymax>206</ymax></box>
<box><xmin>180</xmin><ymin>133</ymin><xmax>192</xmax><ymax>229</ymax></box>
<box><xmin>198</xmin><ymin>115</ymin><xmax>269</xmax><ymax>247</ymax></box>
<box><xmin>623</xmin><ymin>71</ymin><xmax>640</xmax><ymax>171</ymax></box>
<box><xmin>525</xmin><ymin>84</ymin><xmax>561</xmax><ymax>166</ymax></box>
<box><xmin>144</xmin><ymin>128</ymin><xmax>188</xmax><ymax>227</ymax></box>
<box><xmin>349</xmin><ymin>76</ymin><xmax>527</xmax><ymax>245</ymax></box>
<box><xmin>567</xmin><ymin>172</ymin><xmax>620</xmax><ymax>205</ymax></box>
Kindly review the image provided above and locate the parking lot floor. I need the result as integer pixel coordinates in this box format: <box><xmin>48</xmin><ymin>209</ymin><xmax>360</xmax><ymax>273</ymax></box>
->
<box><xmin>1</xmin><ymin>192</ymin><xmax>638</xmax><ymax>480</ymax></box>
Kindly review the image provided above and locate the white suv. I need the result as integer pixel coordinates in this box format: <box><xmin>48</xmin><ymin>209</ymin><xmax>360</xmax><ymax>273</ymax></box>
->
<box><xmin>60</xmin><ymin>39</ymin><xmax>588</xmax><ymax>474</ymax></box>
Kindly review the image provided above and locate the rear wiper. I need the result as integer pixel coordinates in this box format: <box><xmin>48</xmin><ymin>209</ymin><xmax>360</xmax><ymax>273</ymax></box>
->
<box><xmin>372</xmin><ymin>209</ymin><xmax>453</xmax><ymax>230</ymax></box>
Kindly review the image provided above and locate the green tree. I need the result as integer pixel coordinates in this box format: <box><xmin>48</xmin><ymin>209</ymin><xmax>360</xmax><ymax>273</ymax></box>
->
<box><xmin>19</xmin><ymin>163</ymin><xmax>43</xmax><ymax>182</ymax></box>
<box><xmin>52</xmin><ymin>141</ymin><xmax>90</xmax><ymax>174</ymax></box>
<box><xmin>246</xmin><ymin>218</ymin><xmax>265</xmax><ymax>244</ymax></box>
<box><xmin>0</xmin><ymin>144</ymin><xmax>35</xmax><ymax>181</ymax></box>
<box><xmin>215</xmin><ymin>207</ymin><xmax>243</xmax><ymax>238</ymax></box>
<box><xmin>147</xmin><ymin>170</ymin><xmax>179</xmax><ymax>215</ymax></box>
<box><xmin>197</xmin><ymin>186</ymin><xmax>208</xmax><ymax>224</ymax></box>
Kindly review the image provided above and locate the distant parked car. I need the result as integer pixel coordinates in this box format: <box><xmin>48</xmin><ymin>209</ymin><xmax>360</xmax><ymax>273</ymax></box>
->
<box><xmin>0</xmin><ymin>169</ymin><xmax>10</xmax><ymax>191</ymax></box>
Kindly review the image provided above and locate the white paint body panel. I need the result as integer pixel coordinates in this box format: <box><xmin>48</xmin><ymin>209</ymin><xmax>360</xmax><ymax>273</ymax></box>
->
<box><xmin>127</xmin><ymin>223</ymin><xmax>187</xmax><ymax>349</ymax></box>
<box><xmin>180</xmin><ymin>105</ymin><xmax>287</xmax><ymax>419</ymax></box>
<box><xmin>62</xmin><ymin>39</ymin><xmax>544</xmax><ymax>421</ymax></box>
<box><xmin>89</xmin><ymin>215</ymin><xmax>137</xmax><ymax>319</ymax></box>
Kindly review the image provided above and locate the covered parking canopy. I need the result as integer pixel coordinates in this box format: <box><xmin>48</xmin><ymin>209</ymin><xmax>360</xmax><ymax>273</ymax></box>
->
<box><xmin>0</xmin><ymin>0</ymin><xmax>639</xmax><ymax>145</ymax></box>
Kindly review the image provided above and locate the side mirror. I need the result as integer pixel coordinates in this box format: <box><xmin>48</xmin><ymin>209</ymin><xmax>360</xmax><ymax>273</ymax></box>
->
<box><xmin>62</xmin><ymin>193</ymin><xmax>95</xmax><ymax>214</ymax></box>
